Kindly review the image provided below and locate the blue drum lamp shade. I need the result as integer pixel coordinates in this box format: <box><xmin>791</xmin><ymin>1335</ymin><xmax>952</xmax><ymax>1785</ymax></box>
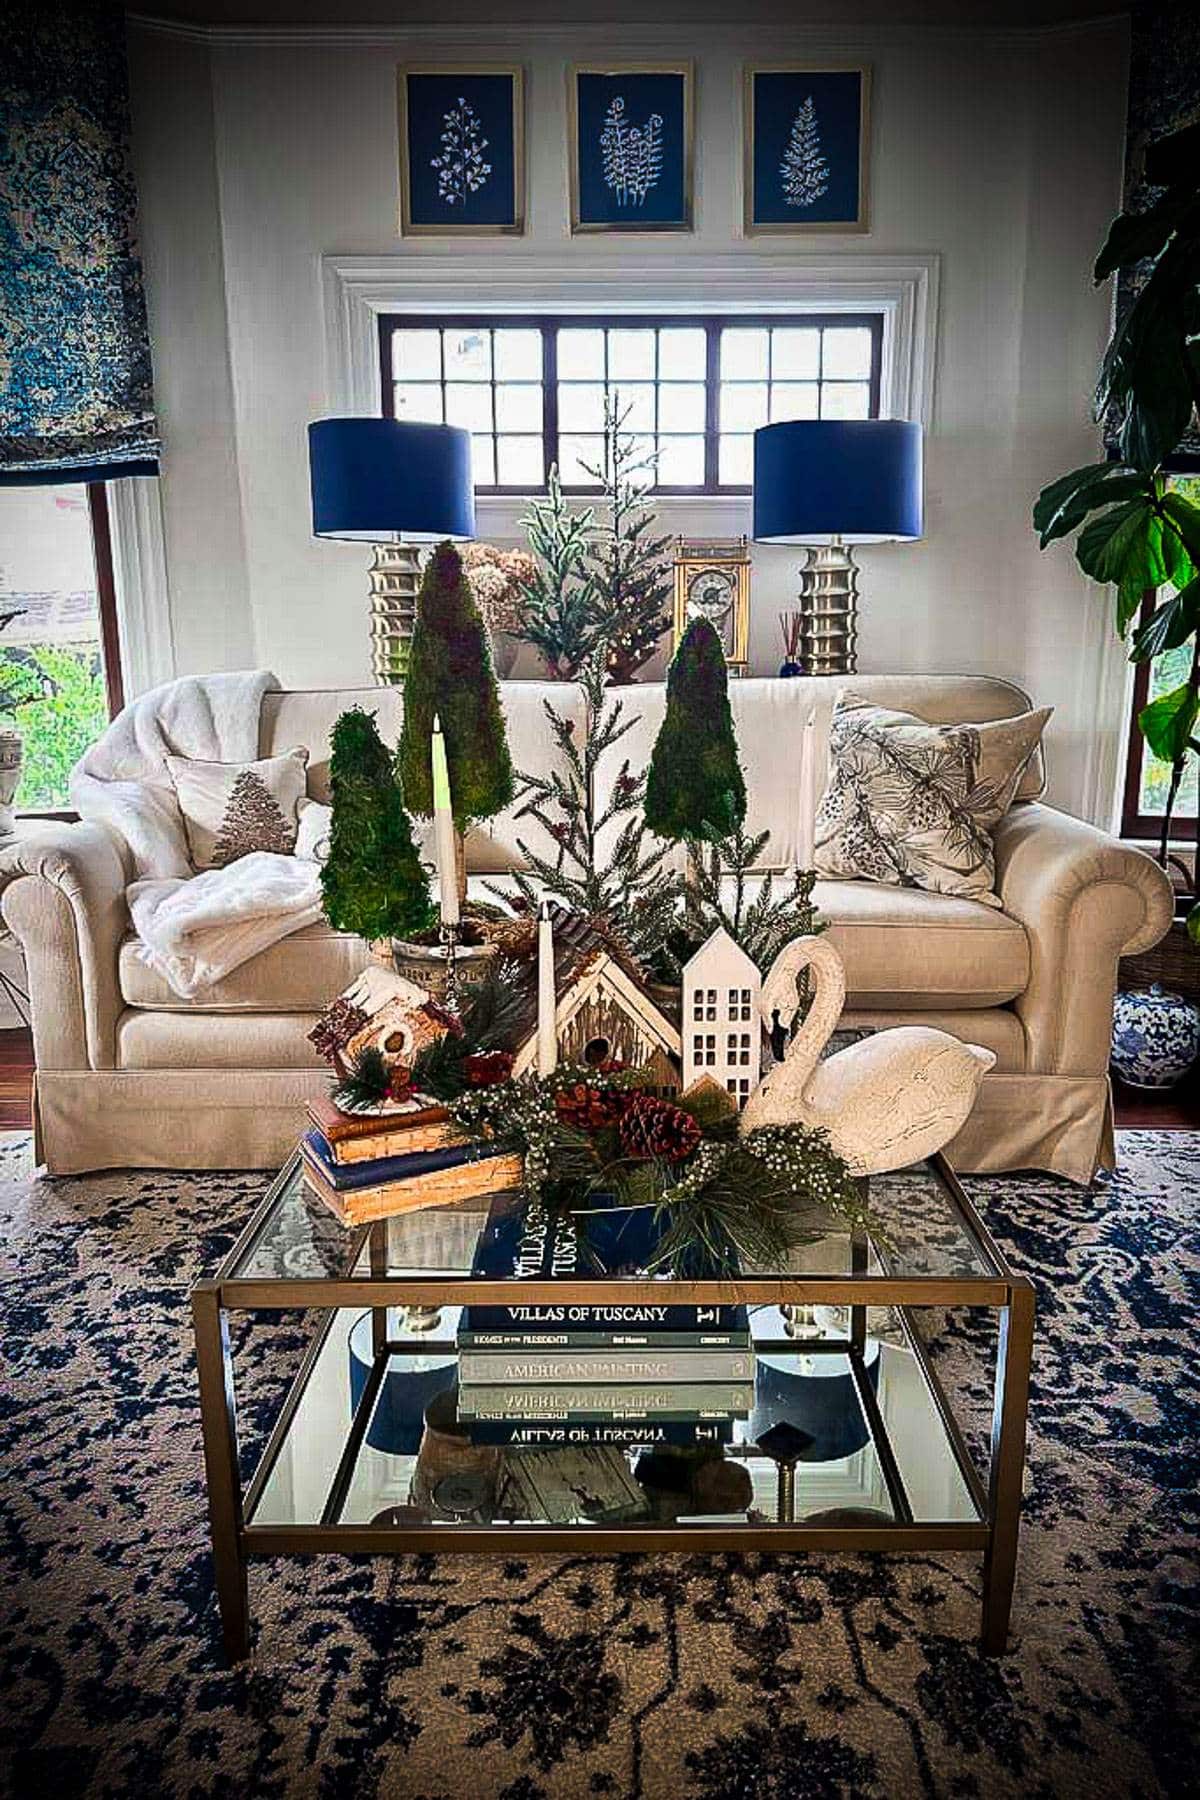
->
<box><xmin>308</xmin><ymin>417</ymin><xmax>475</xmax><ymax>543</ymax></box>
<box><xmin>753</xmin><ymin>420</ymin><xmax>922</xmax><ymax>544</ymax></box>
<box><xmin>752</xmin><ymin>419</ymin><xmax>923</xmax><ymax>676</ymax></box>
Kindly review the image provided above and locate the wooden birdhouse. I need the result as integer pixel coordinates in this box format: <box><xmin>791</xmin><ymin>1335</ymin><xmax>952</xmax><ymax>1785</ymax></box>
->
<box><xmin>681</xmin><ymin>927</ymin><xmax>762</xmax><ymax>1108</ymax></box>
<box><xmin>509</xmin><ymin>907</ymin><xmax>681</xmax><ymax>1094</ymax></box>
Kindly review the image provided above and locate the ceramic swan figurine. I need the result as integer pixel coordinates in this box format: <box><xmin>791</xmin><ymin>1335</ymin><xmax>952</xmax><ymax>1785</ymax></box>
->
<box><xmin>740</xmin><ymin>935</ymin><xmax>996</xmax><ymax>1174</ymax></box>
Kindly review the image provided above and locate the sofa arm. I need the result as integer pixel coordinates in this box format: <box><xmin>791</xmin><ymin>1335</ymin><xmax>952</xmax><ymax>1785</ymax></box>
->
<box><xmin>992</xmin><ymin>801</ymin><xmax>1174</xmax><ymax>1076</ymax></box>
<box><xmin>0</xmin><ymin>821</ymin><xmax>130</xmax><ymax>1070</ymax></box>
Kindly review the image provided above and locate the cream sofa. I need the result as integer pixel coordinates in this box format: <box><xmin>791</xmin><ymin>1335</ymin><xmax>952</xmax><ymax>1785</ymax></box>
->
<box><xmin>1</xmin><ymin>674</ymin><xmax>1172</xmax><ymax>1181</ymax></box>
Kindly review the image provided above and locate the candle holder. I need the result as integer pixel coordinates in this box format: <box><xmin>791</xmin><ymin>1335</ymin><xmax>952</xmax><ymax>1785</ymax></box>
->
<box><xmin>439</xmin><ymin>921</ymin><xmax>462</xmax><ymax>1015</ymax></box>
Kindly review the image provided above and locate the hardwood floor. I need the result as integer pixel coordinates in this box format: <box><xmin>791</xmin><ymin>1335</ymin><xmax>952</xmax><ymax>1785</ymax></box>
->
<box><xmin>0</xmin><ymin>1028</ymin><xmax>1196</xmax><ymax>1140</ymax></box>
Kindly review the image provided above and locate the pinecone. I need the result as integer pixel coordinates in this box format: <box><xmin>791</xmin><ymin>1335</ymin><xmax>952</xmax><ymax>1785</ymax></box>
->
<box><xmin>308</xmin><ymin>997</ymin><xmax>370</xmax><ymax>1064</ymax></box>
<box><xmin>554</xmin><ymin>1080</ymin><xmax>629</xmax><ymax>1132</ymax></box>
<box><xmin>618</xmin><ymin>1094</ymin><xmax>702</xmax><ymax>1163</ymax></box>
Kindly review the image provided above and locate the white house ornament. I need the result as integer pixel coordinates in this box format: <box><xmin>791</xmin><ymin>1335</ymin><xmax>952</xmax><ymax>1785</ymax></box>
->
<box><xmin>740</xmin><ymin>934</ymin><xmax>995</xmax><ymax>1174</ymax></box>
<box><xmin>681</xmin><ymin>927</ymin><xmax>762</xmax><ymax>1108</ymax></box>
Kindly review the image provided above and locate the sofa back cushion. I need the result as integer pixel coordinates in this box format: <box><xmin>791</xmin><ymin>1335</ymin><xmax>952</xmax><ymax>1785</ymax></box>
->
<box><xmin>593</xmin><ymin>672</ymin><xmax>1047</xmax><ymax>872</ymax></box>
<box><xmin>259</xmin><ymin>681</ymin><xmax>585</xmax><ymax>875</ymax></box>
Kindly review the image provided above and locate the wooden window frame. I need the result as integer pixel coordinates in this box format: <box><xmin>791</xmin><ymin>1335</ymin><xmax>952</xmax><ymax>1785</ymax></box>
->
<box><xmin>378</xmin><ymin>310</ymin><xmax>884</xmax><ymax>498</ymax></box>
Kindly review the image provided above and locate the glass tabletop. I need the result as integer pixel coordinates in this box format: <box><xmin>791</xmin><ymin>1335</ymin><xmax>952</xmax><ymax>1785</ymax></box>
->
<box><xmin>225</xmin><ymin>1153</ymin><xmax>1001</xmax><ymax>1288</ymax></box>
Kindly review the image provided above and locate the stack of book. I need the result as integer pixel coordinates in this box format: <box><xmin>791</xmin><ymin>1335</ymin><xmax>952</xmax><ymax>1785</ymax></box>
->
<box><xmin>300</xmin><ymin>1093</ymin><xmax>524</xmax><ymax>1226</ymax></box>
<box><xmin>456</xmin><ymin>1192</ymin><xmax>755</xmax><ymax>1449</ymax></box>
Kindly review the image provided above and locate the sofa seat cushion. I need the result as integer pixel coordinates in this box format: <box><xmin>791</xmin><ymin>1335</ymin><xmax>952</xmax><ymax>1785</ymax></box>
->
<box><xmin>119</xmin><ymin>921</ymin><xmax>371</xmax><ymax>1012</ymax></box>
<box><xmin>815</xmin><ymin>879</ymin><xmax>1029</xmax><ymax>1008</ymax></box>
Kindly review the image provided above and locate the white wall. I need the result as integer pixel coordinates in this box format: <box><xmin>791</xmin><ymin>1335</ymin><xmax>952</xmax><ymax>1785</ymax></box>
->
<box><xmin>127</xmin><ymin>10</ymin><xmax>1130</xmax><ymax>821</ymax></box>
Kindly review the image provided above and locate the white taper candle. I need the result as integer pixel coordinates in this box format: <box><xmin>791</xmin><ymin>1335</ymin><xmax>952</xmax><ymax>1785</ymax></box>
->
<box><xmin>431</xmin><ymin>714</ymin><xmax>460</xmax><ymax>928</ymax></box>
<box><xmin>537</xmin><ymin>901</ymin><xmax>557</xmax><ymax>1075</ymax></box>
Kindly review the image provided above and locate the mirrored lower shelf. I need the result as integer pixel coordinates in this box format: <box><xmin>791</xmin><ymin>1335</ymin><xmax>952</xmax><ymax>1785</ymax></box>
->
<box><xmin>246</xmin><ymin>1308</ymin><xmax>981</xmax><ymax>1534</ymax></box>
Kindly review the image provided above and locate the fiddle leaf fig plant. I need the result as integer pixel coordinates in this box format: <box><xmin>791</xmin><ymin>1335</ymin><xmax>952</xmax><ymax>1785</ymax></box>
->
<box><xmin>1032</xmin><ymin>119</ymin><xmax>1200</xmax><ymax>940</ymax></box>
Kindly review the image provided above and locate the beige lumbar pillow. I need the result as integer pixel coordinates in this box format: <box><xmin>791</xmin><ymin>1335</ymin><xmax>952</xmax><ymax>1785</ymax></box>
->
<box><xmin>813</xmin><ymin>692</ymin><xmax>1051</xmax><ymax>908</ymax></box>
<box><xmin>166</xmin><ymin>747</ymin><xmax>309</xmax><ymax>869</ymax></box>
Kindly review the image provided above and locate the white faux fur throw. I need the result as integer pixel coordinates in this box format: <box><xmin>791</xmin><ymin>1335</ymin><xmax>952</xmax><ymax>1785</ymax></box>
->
<box><xmin>71</xmin><ymin>670</ymin><xmax>322</xmax><ymax>996</ymax></box>
<box><xmin>127</xmin><ymin>853</ymin><xmax>323</xmax><ymax>999</ymax></box>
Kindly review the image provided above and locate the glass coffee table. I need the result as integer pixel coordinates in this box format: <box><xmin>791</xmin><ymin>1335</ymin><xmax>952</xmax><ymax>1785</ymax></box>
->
<box><xmin>192</xmin><ymin>1152</ymin><xmax>1033</xmax><ymax>1662</ymax></box>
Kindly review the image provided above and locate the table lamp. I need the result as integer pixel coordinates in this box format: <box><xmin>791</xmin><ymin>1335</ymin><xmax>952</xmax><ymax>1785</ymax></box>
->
<box><xmin>753</xmin><ymin>419</ymin><xmax>922</xmax><ymax>676</ymax></box>
<box><xmin>308</xmin><ymin>417</ymin><xmax>475</xmax><ymax>684</ymax></box>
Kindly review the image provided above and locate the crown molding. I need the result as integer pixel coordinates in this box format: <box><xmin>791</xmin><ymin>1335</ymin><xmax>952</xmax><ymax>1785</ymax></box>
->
<box><xmin>127</xmin><ymin>10</ymin><xmax>1128</xmax><ymax>50</ymax></box>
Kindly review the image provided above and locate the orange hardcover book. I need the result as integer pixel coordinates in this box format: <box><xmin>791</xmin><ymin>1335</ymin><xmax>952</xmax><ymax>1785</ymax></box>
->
<box><xmin>299</xmin><ymin>1145</ymin><xmax>524</xmax><ymax>1227</ymax></box>
<box><xmin>307</xmin><ymin>1092</ymin><xmax>454</xmax><ymax>1164</ymax></box>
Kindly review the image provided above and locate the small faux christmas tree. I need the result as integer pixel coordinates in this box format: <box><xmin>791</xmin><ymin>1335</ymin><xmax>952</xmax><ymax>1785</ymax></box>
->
<box><xmin>512</xmin><ymin>470</ymin><xmax>600</xmax><ymax>680</ymax></box>
<box><xmin>398</xmin><ymin>542</ymin><xmax>514</xmax><ymax>833</ymax></box>
<box><xmin>645</xmin><ymin>617</ymin><xmax>747</xmax><ymax>847</ymax></box>
<box><xmin>583</xmin><ymin>396</ymin><xmax>673</xmax><ymax>682</ymax></box>
<box><xmin>780</xmin><ymin>96</ymin><xmax>830</xmax><ymax>208</ymax></box>
<box><xmin>321</xmin><ymin>707</ymin><xmax>435</xmax><ymax>943</ymax></box>
<box><xmin>212</xmin><ymin>771</ymin><xmax>292</xmax><ymax>865</ymax></box>
<box><xmin>504</xmin><ymin>648</ymin><xmax>682</xmax><ymax>966</ymax></box>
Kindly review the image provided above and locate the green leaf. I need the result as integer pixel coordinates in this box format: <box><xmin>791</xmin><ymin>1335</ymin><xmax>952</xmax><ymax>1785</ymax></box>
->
<box><xmin>1139</xmin><ymin>682</ymin><xmax>1200</xmax><ymax>764</ymax></box>
<box><xmin>1075</xmin><ymin>498</ymin><xmax>1157</xmax><ymax>585</ymax></box>
<box><xmin>1129</xmin><ymin>577</ymin><xmax>1200</xmax><ymax>661</ymax></box>
<box><xmin>1093</xmin><ymin>194</ymin><xmax>1193</xmax><ymax>281</ymax></box>
<box><xmin>1162</xmin><ymin>493</ymin><xmax>1200</xmax><ymax>569</ymax></box>
<box><xmin>1032</xmin><ymin>462</ymin><xmax>1141</xmax><ymax>546</ymax></box>
<box><xmin>1188</xmin><ymin>899</ymin><xmax>1200</xmax><ymax>948</ymax></box>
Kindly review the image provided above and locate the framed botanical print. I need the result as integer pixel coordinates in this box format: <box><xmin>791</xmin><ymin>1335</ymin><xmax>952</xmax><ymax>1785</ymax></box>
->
<box><xmin>398</xmin><ymin>66</ymin><xmax>525</xmax><ymax>236</ymax></box>
<box><xmin>743</xmin><ymin>65</ymin><xmax>871</xmax><ymax>234</ymax></box>
<box><xmin>568</xmin><ymin>63</ymin><xmax>694</xmax><ymax>234</ymax></box>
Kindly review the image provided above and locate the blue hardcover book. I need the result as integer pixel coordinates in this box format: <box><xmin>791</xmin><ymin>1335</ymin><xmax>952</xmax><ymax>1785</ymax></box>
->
<box><xmin>302</xmin><ymin>1128</ymin><xmax>484</xmax><ymax>1192</ymax></box>
<box><xmin>459</xmin><ymin>1192</ymin><xmax>747</xmax><ymax>1342</ymax></box>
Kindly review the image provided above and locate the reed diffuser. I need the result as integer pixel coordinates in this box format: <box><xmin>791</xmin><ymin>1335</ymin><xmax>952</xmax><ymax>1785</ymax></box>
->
<box><xmin>778</xmin><ymin>612</ymin><xmax>804</xmax><ymax>678</ymax></box>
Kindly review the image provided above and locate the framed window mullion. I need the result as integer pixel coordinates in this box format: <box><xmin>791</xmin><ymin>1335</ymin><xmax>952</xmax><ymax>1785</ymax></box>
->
<box><xmin>704</xmin><ymin>321</ymin><xmax>721</xmax><ymax>492</ymax></box>
<box><xmin>543</xmin><ymin>321</ymin><xmax>559</xmax><ymax>486</ymax></box>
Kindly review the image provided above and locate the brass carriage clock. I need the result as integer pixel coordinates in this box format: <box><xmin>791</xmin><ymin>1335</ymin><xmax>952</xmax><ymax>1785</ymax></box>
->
<box><xmin>671</xmin><ymin>537</ymin><xmax>752</xmax><ymax>670</ymax></box>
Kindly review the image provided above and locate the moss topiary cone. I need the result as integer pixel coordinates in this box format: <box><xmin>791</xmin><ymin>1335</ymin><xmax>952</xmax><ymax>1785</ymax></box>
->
<box><xmin>321</xmin><ymin>706</ymin><xmax>435</xmax><ymax>942</ymax></box>
<box><xmin>644</xmin><ymin>616</ymin><xmax>747</xmax><ymax>844</ymax></box>
<box><xmin>398</xmin><ymin>541</ymin><xmax>514</xmax><ymax>829</ymax></box>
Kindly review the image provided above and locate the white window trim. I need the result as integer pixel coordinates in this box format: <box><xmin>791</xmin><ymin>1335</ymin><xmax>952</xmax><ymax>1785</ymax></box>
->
<box><xmin>320</xmin><ymin>252</ymin><xmax>939</xmax><ymax>528</ymax></box>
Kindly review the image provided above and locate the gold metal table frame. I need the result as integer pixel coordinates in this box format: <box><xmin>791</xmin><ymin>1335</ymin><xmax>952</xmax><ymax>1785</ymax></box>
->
<box><xmin>192</xmin><ymin>1152</ymin><xmax>1034</xmax><ymax>1663</ymax></box>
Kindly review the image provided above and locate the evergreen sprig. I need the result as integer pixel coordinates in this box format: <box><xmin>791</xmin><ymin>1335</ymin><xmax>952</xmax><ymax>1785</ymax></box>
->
<box><xmin>675</xmin><ymin>834</ymin><xmax>826</xmax><ymax>975</ymax></box>
<box><xmin>512</xmin><ymin>470</ymin><xmax>601</xmax><ymax>681</ymax></box>
<box><xmin>408</xmin><ymin>958</ymin><xmax>530</xmax><ymax>1098</ymax></box>
<box><xmin>503</xmin><ymin>648</ymin><xmax>683</xmax><ymax>965</ymax></box>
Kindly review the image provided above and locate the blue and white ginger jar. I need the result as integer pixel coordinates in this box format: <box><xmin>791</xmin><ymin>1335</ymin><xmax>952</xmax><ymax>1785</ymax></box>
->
<box><xmin>1111</xmin><ymin>984</ymin><xmax>1200</xmax><ymax>1090</ymax></box>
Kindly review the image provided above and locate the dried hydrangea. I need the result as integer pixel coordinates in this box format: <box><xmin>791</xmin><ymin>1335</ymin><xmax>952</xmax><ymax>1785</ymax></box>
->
<box><xmin>461</xmin><ymin>543</ymin><xmax>538</xmax><ymax>637</ymax></box>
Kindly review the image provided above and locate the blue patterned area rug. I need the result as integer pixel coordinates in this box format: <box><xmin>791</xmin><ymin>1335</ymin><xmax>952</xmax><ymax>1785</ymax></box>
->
<box><xmin>1</xmin><ymin>1132</ymin><xmax>1197</xmax><ymax>1800</ymax></box>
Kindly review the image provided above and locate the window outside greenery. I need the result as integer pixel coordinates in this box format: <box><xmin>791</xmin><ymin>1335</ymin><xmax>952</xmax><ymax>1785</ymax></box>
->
<box><xmin>0</xmin><ymin>485</ymin><xmax>110</xmax><ymax>810</ymax></box>
<box><xmin>1135</xmin><ymin>473</ymin><xmax>1200</xmax><ymax>820</ymax></box>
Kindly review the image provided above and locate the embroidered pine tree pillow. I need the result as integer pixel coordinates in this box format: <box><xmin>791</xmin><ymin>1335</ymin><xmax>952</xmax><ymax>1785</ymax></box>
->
<box><xmin>166</xmin><ymin>747</ymin><xmax>309</xmax><ymax>869</ymax></box>
<box><xmin>813</xmin><ymin>693</ymin><xmax>1052</xmax><ymax>907</ymax></box>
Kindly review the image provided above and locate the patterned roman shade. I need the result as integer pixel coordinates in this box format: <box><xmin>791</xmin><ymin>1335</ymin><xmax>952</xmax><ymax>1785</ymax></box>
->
<box><xmin>0</xmin><ymin>0</ymin><xmax>159</xmax><ymax>484</ymax></box>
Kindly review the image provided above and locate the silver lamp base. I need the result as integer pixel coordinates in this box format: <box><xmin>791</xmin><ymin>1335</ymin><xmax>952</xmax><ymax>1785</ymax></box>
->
<box><xmin>797</xmin><ymin>536</ymin><xmax>859</xmax><ymax>676</ymax></box>
<box><xmin>369</xmin><ymin>541</ymin><xmax>423</xmax><ymax>685</ymax></box>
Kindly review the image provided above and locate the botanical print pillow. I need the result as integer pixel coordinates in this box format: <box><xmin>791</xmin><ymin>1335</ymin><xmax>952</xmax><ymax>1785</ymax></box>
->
<box><xmin>813</xmin><ymin>693</ymin><xmax>1052</xmax><ymax>907</ymax></box>
<box><xmin>165</xmin><ymin>747</ymin><xmax>309</xmax><ymax>870</ymax></box>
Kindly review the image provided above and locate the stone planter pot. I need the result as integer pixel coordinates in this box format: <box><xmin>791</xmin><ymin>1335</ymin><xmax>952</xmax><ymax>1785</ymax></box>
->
<box><xmin>1111</xmin><ymin>983</ymin><xmax>1200</xmax><ymax>1090</ymax></box>
<box><xmin>390</xmin><ymin>935</ymin><xmax>498</xmax><ymax>1001</ymax></box>
<box><xmin>0</xmin><ymin>728</ymin><xmax>22</xmax><ymax>838</ymax></box>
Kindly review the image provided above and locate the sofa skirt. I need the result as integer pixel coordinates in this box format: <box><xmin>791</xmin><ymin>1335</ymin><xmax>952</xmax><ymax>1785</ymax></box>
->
<box><xmin>34</xmin><ymin>1066</ymin><xmax>1116</xmax><ymax>1187</ymax></box>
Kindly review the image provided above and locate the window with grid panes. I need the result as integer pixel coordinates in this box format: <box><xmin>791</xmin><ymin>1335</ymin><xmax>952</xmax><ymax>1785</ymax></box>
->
<box><xmin>380</xmin><ymin>314</ymin><xmax>882</xmax><ymax>495</ymax></box>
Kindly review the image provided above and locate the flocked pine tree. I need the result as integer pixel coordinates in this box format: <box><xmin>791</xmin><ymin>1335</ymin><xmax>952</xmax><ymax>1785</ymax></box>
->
<box><xmin>644</xmin><ymin>617</ymin><xmax>747</xmax><ymax>846</ymax></box>
<box><xmin>398</xmin><ymin>542</ymin><xmax>514</xmax><ymax>862</ymax></box>
<box><xmin>212</xmin><ymin>771</ymin><xmax>292</xmax><ymax>866</ymax></box>
<box><xmin>513</xmin><ymin>469</ymin><xmax>601</xmax><ymax>680</ymax></box>
<box><xmin>582</xmin><ymin>395</ymin><xmax>673</xmax><ymax>682</ymax></box>
<box><xmin>320</xmin><ymin>708</ymin><xmax>434</xmax><ymax>943</ymax></box>
<box><xmin>780</xmin><ymin>96</ymin><xmax>830</xmax><ymax>208</ymax></box>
